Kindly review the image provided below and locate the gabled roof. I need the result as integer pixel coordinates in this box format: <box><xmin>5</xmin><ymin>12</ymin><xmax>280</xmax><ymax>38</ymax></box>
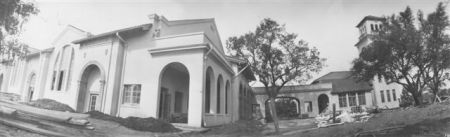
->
<box><xmin>73</xmin><ymin>23</ymin><xmax>152</xmax><ymax>44</ymax></box>
<box><xmin>356</xmin><ymin>15</ymin><xmax>386</xmax><ymax>28</ymax></box>
<box><xmin>312</xmin><ymin>71</ymin><xmax>372</xmax><ymax>94</ymax></box>
<box><xmin>312</xmin><ymin>71</ymin><xmax>353</xmax><ymax>83</ymax></box>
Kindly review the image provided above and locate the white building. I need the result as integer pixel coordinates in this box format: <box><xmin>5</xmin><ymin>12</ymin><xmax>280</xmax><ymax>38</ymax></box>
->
<box><xmin>0</xmin><ymin>14</ymin><xmax>257</xmax><ymax>127</ymax></box>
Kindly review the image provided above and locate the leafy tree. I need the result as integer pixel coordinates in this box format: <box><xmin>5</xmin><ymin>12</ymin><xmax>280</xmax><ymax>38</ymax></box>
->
<box><xmin>0</xmin><ymin>0</ymin><xmax>39</xmax><ymax>64</ymax></box>
<box><xmin>352</xmin><ymin>7</ymin><xmax>430</xmax><ymax>106</ymax></box>
<box><xmin>226</xmin><ymin>18</ymin><xmax>325</xmax><ymax>133</ymax></box>
<box><xmin>419</xmin><ymin>2</ymin><xmax>450</xmax><ymax>102</ymax></box>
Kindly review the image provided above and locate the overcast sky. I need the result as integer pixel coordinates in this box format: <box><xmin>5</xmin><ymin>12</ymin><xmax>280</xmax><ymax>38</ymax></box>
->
<box><xmin>20</xmin><ymin>0</ymin><xmax>446</xmax><ymax>84</ymax></box>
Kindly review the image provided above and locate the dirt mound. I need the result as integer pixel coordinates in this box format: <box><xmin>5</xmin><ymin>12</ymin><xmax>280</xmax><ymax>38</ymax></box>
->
<box><xmin>0</xmin><ymin>92</ymin><xmax>21</xmax><ymax>101</ymax></box>
<box><xmin>86</xmin><ymin>111</ymin><xmax>180</xmax><ymax>133</ymax></box>
<box><xmin>204</xmin><ymin>120</ymin><xmax>265</xmax><ymax>136</ymax></box>
<box><xmin>24</xmin><ymin>99</ymin><xmax>75</xmax><ymax>112</ymax></box>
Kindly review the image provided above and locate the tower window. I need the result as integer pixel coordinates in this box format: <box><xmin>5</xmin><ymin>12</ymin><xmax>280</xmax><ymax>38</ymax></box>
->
<box><xmin>371</xmin><ymin>24</ymin><xmax>374</xmax><ymax>31</ymax></box>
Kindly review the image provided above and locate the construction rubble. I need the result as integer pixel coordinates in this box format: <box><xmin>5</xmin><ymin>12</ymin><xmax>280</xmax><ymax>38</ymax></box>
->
<box><xmin>315</xmin><ymin>106</ymin><xmax>373</xmax><ymax>128</ymax></box>
<box><xmin>0</xmin><ymin>98</ymin><xmax>93</xmax><ymax>137</ymax></box>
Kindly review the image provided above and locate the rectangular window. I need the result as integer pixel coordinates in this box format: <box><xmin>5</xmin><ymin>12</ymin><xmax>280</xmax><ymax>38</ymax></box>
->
<box><xmin>174</xmin><ymin>92</ymin><xmax>183</xmax><ymax>113</ymax></box>
<box><xmin>348</xmin><ymin>93</ymin><xmax>357</xmax><ymax>106</ymax></box>
<box><xmin>387</xmin><ymin>90</ymin><xmax>391</xmax><ymax>102</ymax></box>
<box><xmin>51</xmin><ymin>71</ymin><xmax>56</xmax><ymax>90</ymax></box>
<box><xmin>122</xmin><ymin>84</ymin><xmax>141</xmax><ymax>105</ymax></box>
<box><xmin>305</xmin><ymin>101</ymin><xmax>313</xmax><ymax>112</ymax></box>
<box><xmin>358</xmin><ymin>92</ymin><xmax>366</xmax><ymax>105</ymax></box>
<box><xmin>392</xmin><ymin>89</ymin><xmax>397</xmax><ymax>101</ymax></box>
<box><xmin>339</xmin><ymin>93</ymin><xmax>347</xmax><ymax>107</ymax></box>
<box><xmin>380</xmin><ymin>90</ymin><xmax>385</xmax><ymax>103</ymax></box>
<box><xmin>57</xmin><ymin>71</ymin><xmax>64</xmax><ymax>91</ymax></box>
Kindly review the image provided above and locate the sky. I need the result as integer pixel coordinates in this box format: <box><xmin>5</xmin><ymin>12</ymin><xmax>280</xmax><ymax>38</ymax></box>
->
<box><xmin>20</xmin><ymin>0</ymin><xmax>447</xmax><ymax>85</ymax></box>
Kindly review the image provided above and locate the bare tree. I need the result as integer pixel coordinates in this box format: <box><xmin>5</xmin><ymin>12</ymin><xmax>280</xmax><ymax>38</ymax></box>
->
<box><xmin>227</xmin><ymin>18</ymin><xmax>325</xmax><ymax>133</ymax></box>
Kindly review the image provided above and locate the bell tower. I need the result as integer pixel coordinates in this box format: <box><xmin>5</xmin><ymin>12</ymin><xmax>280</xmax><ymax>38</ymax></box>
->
<box><xmin>354</xmin><ymin>16</ymin><xmax>386</xmax><ymax>52</ymax></box>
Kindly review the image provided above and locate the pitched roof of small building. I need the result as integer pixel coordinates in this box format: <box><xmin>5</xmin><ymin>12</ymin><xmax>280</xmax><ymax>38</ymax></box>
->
<box><xmin>312</xmin><ymin>71</ymin><xmax>372</xmax><ymax>94</ymax></box>
<box><xmin>356</xmin><ymin>15</ymin><xmax>386</xmax><ymax>28</ymax></box>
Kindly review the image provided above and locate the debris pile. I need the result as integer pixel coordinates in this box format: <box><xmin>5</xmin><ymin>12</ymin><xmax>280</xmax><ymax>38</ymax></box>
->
<box><xmin>86</xmin><ymin>111</ymin><xmax>180</xmax><ymax>132</ymax></box>
<box><xmin>315</xmin><ymin>106</ymin><xmax>373</xmax><ymax>128</ymax></box>
<box><xmin>0</xmin><ymin>92</ymin><xmax>21</xmax><ymax>101</ymax></box>
<box><xmin>23</xmin><ymin>98</ymin><xmax>75</xmax><ymax>112</ymax></box>
<box><xmin>0</xmin><ymin>99</ymin><xmax>93</xmax><ymax>136</ymax></box>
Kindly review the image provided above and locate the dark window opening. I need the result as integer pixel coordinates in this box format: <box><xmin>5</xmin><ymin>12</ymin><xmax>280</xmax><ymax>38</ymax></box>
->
<box><xmin>57</xmin><ymin>71</ymin><xmax>64</xmax><ymax>91</ymax></box>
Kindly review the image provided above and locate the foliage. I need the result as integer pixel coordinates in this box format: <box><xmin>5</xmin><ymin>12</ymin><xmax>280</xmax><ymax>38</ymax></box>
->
<box><xmin>351</xmin><ymin>4</ymin><xmax>450</xmax><ymax>106</ymax></box>
<box><xmin>226</xmin><ymin>18</ymin><xmax>325</xmax><ymax>133</ymax></box>
<box><xmin>420</xmin><ymin>2</ymin><xmax>450</xmax><ymax>101</ymax></box>
<box><xmin>0</xmin><ymin>0</ymin><xmax>39</xmax><ymax>64</ymax></box>
<box><xmin>399</xmin><ymin>90</ymin><xmax>415</xmax><ymax>107</ymax></box>
<box><xmin>227</xmin><ymin>18</ymin><xmax>325</xmax><ymax>97</ymax></box>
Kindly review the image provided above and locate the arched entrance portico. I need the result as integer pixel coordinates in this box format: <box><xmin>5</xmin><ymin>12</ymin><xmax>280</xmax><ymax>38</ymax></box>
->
<box><xmin>158</xmin><ymin>62</ymin><xmax>190</xmax><ymax>123</ymax></box>
<box><xmin>318</xmin><ymin>94</ymin><xmax>329</xmax><ymax>114</ymax></box>
<box><xmin>76</xmin><ymin>64</ymin><xmax>104</xmax><ymax>112</ymax></box>
<box><xmin>27</xmin><ymin>73</ymin><xmax>36</xmax><ymax>102</ymax></box>
<box><xmin>265</xmin><ymin>96</ymin><xmax>300</xmax><ymax>122</ymax></box>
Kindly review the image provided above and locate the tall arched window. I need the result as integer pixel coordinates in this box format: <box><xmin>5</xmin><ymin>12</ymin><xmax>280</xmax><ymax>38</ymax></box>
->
<box><xmin>52</xmin><ymin>45</ymin><xmax>74</xmax><ymax>91</ymax></box>
<box><xmin>217</xmin><ymin>75</ymin><xmax>223</xmax><ymax>113</ymax></box>
<box><xmin>225</xmin><ymin>80</ymin><xmax>230</xmax><ymax>114</ymax></box>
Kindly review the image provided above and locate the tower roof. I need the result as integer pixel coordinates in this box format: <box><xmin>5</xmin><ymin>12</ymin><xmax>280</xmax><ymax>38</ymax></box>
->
<box><xmin>356</xmin><ymin>15</ymin><xmax>385</xmax><ymax>28</ymax></box>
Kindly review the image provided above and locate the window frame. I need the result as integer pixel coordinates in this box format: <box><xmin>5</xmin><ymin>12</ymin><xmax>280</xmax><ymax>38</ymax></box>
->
<box><xmin>380</xmin><ymin>90</ymin><xmax>385</xmax><ymax>103</ymax></box>
<box><xmin>392</xmin><ymin>89</ymin><xmax>397</xmax><ymax>101</ymax></box>
<box><xmin>348</xmin><ymin>93</ymin><xmax>357</xmax><ymax>107</ymax></box>
<box><xmin>358</xmin><ymin>92</ymin><xmax>366</xmax><ymax>105</ymax></box>
<box><xmin>338</xmin><ymin>93</ymin><xmax>347</xmax><ymax>108</ymax></box>
<box><xmin>387</xmin><ymin>90</ymin><xmax>391</xmax><ymax>102</ymax></box>
<box><xmin>305</xmin><ymin>101</ymin><xmax>313</xmax><ymax>112</ymax></box>
<box><xmin>122</xmin><ymin>84</ymin><xmax>142</xmax><ymax>106</ymax></box>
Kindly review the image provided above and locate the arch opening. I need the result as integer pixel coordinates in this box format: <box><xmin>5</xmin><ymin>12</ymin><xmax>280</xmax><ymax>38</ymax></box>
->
<box><xmin>27</xmin><ymin>73</ymin><xmax>36</xmax><ymax>102</ymax></box>
<box><xmin>77</xmin><ymin>64</ymin><xmax>103</xmax><ymax>112</ymax></box>
<box><xmin>265</xmin><ymin>96</ymin><xmax>300</xmax><ymax>122</ymax></box>
<box><xmin>205</xmin><ymin>67</ymin><xmax>214</xmax><ymax>114</ymax></box>
<box><xmin>318</xmin><ymin>94</ymin><xmax>329</xmax><ymax>114</ymax></box>
<box><xmin>158</xmin><ymin>62</ymin><xmax>190</xmax><ymax>123</ymax></box>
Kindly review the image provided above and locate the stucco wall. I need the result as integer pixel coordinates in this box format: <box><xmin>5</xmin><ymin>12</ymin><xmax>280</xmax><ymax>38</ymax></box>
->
<box><xmin>372</xmin><ymin>76</ymin><xmax>401</xmax><ymax>108</ymax></box>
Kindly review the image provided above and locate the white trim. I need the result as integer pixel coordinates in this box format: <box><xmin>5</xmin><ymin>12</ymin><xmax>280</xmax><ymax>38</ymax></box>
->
<box><xmin>155</xmin><ymin>32</ymin><xmax>204</xmax><ymax>40</ymax></box>
<box><xmin>148</xmin><ymin>43</ymin><xmax>209</xmax><ymax>54</ymax></box>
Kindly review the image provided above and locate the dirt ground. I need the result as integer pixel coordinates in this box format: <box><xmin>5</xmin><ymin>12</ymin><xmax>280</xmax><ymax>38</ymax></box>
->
<box><xmin>0</xmin><ymin>124</ymin><xmax>47</xmax><ymax>137</ymax></box>
<box><xmin>285</xmin><ymin>102</ymin><xmax>450</xmax><ymax>137</ymax></box>
<box><xmin>2</xmin><ymin>101</ymin><xmax>450</xmax><ymax>137</ymax></box>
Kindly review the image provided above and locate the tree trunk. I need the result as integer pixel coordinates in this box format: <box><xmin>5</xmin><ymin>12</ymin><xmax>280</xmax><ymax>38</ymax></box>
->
<box><xmin>268</xmin><ymin>97</ymin><xmax>280</xmax><ymax>133</ymax></box>
<box><xmin>412</xmin><ymin>92</ymin><xmax>423</xmax><ymax>106</ymax></box>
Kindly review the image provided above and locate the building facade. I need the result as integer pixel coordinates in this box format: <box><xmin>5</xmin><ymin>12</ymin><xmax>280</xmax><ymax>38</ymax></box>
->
<box><xmin>0</xmin><ymin>14</ymin><xmax>256</xmax><ymax>127</ymax></box>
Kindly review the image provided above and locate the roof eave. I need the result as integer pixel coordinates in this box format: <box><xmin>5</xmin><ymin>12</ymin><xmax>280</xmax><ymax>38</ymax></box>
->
<box><xmin>72</xmin><ymin>23</ymin><xmax>152</xmax><ymax>44</ymax></box>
